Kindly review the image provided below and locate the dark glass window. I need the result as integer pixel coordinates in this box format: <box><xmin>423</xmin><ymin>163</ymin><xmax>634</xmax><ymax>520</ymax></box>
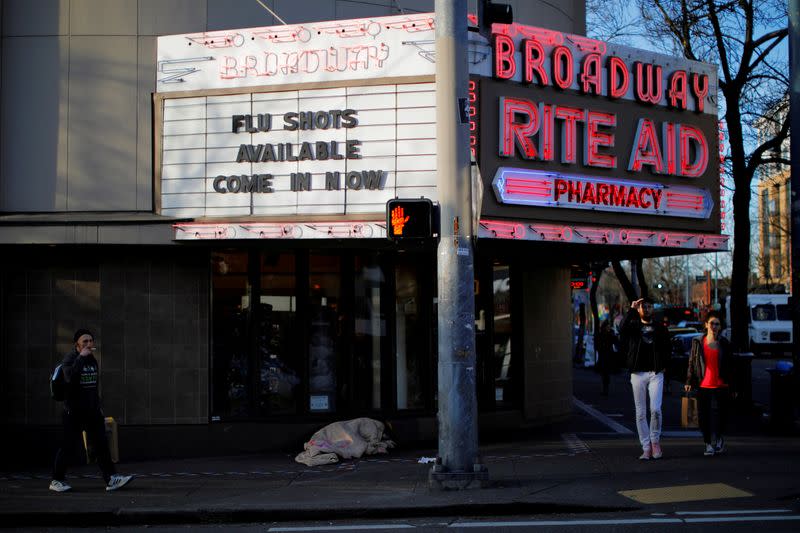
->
<box><xmin>211</xmin><ymin>251</ymin><xmax>250</xmax><ymax>419</ymax></box>
<box><xmin>257</xmin><ymin>253</ymin><xmax>298</xmax><ymax>415</ymax></box>
<box><xmin>492</xmin><ymin>265</ymin><xmax>513</xmax><ymax>406</ymax></box>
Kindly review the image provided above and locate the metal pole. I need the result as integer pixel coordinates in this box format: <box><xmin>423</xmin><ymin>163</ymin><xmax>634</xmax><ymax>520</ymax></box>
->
<box><xmin>685</xmin><ymin>254</ymin><xmax>690</xmax><ymax>307</ymax></box>
<box><xmin>714</xmin><ymin>252</ymin><xmax>719</xmax><ymax>307</ymax></box>
<box><xmin>430</xmin><ymin>0</ymin><xmax>485</xmax><ymax>489</ymax></box>
<box><xmin>789</xmin><ymin>0</ymin><xmax>800</xmax><ymax>386</ymax></box>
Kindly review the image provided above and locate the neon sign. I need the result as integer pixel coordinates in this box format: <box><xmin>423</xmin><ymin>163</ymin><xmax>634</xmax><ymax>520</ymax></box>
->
<box><xmin>492</xmin><ymin>167</ymin><xmax>713</xmax><ymax>219</ymax></box>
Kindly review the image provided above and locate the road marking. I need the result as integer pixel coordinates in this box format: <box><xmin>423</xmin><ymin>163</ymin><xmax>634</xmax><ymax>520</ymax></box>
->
<box><xmin>620</xmin><ymin>483</ymin><xmax>752</xmax><ymax>504</ymax></box>
<box><xmin>454</xmin><ymin>518</ymin><xmax>684</xmax><ymax>527</ymax></box>
<box><xmin>685</xmin><ymin>515</ymin><xmax>800</xmax><ymax>523</ymax></box>
<box><xmin>269</xmin><ymin>526</ymin><xmax>414</xmax><ymax>532</ymax></box>
<box><xmin>673</xmin><ymin>509</ymin><xmax>791</xmax><ymax>515</ymax></box>
<box><xmin>573</xmin><ymin>397</ymin><xmax>634</xmax><ymax>434</ymax></box>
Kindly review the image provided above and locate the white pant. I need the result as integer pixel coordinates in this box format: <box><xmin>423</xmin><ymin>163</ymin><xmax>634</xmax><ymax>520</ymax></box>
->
<box><xmin>630</xmin><ymin>371</ymin><xmax>664</xmax><ymax>449</ymax></box>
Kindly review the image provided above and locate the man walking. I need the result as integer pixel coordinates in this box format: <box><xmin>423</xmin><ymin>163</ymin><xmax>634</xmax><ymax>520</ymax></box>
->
<box><xmin>620</xmin><ymin>298</ymin><xmax>671</xmax><ymax>460</ymax></box>
<box><xmin>50</xmin><ymin>329</ymin><xmax>133</xmax><ymax>492</ymax></box>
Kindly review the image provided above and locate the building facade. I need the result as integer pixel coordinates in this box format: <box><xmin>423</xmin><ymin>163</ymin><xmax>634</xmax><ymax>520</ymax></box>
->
<box><xmin>1</xmin><ymin>0</ymin><xmax>723</xmax><ymax>464</ymax></box>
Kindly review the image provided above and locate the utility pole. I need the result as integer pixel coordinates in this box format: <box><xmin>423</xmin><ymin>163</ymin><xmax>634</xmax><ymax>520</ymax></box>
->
<box><xmin>429</xmin><ymin>0</ymin><xmax>486</xmax><ymax>489</ymax></box>
<box><xmin>789</xmin><ymin>0</ymin><xmax>799</xmax><ymax>389</ymax></box>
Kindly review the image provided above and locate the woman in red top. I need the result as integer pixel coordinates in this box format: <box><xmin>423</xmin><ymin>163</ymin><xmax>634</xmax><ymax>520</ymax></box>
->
<box><xmin>685</xmin><ymin>312</ymin><xmax>737</xmax><ymax>456</ymax></box>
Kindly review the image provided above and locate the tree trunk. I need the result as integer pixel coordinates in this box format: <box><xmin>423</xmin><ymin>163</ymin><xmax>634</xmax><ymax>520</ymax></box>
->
<box><xmin>726</xmin><ymin>102</ymin><xmax>753</xmax><ymax>353</ymax></box>
<box><xmin>612</xmin><ymin>260</ymin><xmax>637</xmax><ymax>301</ymax></box>
<box><xmin>635</xmin><ymin>258</ymin><xmax>648</xmax><ymax>299</ymax></box>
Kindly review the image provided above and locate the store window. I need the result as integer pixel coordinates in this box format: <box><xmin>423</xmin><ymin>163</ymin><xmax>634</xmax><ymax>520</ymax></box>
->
<box><xmin>352</xmin><ymin>255</ymin><xmax>385</xmax><ymax>411</ymax></box>
<box><xmin>308</xmin><ymin>254</ymin><xmax>341</xmax><ymax>413</ymax></box>
<box><xmin>210</xmin><ymin>249</ymin><xmax>434</xmax><ymax>420</ymax></box>
<box><xmin>492</xmin><ymin>264</ymin><xmax>513</xmax><ymax>406</ymax></box>
<box><xmin>395</xmin><ymin>258</ymin><xmax>426</xmax><ymax>410</ymax></box>
<box><xmin>211</xmin><ymin>251</ymin><xmax>251</xmax><ymax>419</ymax></box>
<box><xmin>257</xmin><ymin>253</ymin><xmax>298</xmax><ymax>415</ymax></box>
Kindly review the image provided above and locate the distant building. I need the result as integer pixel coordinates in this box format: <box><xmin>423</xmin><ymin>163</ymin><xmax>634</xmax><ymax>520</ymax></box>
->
<box><xmin>756</xmin><ymin>99</ymin><xmax>791</xmax><ymax>292</ymax></box>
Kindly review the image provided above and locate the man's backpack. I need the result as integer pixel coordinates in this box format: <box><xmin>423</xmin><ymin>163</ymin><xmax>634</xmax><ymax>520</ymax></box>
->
<box><xmin>50</xmin><ymin>364</ymin><xmax>66</xmax><ymax>401</ymax></box>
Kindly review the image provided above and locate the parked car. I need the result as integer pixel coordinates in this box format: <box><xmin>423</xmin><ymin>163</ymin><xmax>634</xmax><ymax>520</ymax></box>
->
<box><xmin>676</xmin><ymin>320</ymin><xmax>703</xmax><ymax>331</ymax></box>
<box><xmin>668</xmin><ymin>330</ymin><xmax>702</xmax><ymax>384</ymax></box>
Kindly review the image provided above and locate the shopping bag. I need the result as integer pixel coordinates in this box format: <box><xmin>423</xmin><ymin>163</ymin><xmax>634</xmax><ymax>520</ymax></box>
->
<box><xmin>681</xmin><ymin>393</ymin><xmax>699</xmax><ymax>428</ymax></box>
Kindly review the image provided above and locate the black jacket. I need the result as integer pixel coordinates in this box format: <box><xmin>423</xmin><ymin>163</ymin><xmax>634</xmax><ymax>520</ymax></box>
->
<box><xmin>686</xmin><ymin>334</ymin><xmax>736</xmax><ymax>391</ymax></box>
<box><xmin>61</xmin><ymin>349</ymin><xmax>102</xmax><ymax>414</ymax></box>
<box><xmin>619</xmin><ymin>308</ymin><xmax>671</xmax><ymax>373</ymax></box>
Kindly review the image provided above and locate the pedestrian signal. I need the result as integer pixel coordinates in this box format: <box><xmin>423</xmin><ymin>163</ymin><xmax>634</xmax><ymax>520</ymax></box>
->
<box><xmin>386</xmin><ymin>198</ymin><xmax>435</xmax><ymax>240</ymax></box>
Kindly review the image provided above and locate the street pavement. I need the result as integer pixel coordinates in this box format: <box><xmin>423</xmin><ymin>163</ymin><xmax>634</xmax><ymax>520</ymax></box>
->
<box><xmin>1</xmin><ymin>360</ymin><xmax>798</xmax><ymax>528</ymax></box>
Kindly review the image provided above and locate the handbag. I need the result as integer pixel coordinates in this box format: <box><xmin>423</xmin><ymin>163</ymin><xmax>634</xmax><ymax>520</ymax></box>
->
<box><xmin>681</xmin><ymin>391</ymin><xmax>699</xmax><ymax>428</ymax></box>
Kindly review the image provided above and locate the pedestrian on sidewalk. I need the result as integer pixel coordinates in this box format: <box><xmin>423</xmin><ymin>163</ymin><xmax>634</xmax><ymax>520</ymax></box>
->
<box><xmin>684</xmin><ymin>312</ymin><xmax>736</xmax><ymax>457</ymax></box>
<box><xmin>594</xmin><ymin>319</ymin><xmax>618</xmax><ymax>396</ymax></box>
<box><xmin>49</xmin><ymin>329</ymin><xmax>133</xmax><ymax>493</ymax></box>
<box><xmin>620</xmin><ymin>298</ymin><xmax>671</xmax><ymax>460</ymax></box>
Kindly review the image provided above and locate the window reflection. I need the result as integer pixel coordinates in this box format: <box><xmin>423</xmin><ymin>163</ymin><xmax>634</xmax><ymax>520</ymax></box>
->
<box><xmin>396</xmin><ymin>259</ymin><xmax>424</xmax><ymax>410</ymax></box>
<box><xmin>308</xmin><ymin>254</ymin><xmax>341</xmax><ymax>413</ymax></box>
<box><xmin>258</xmin><ymin>253</ymin><xmax>298</xmax><ymax>415</ymax></box>
<box><xmin>493</xmin><ymin>265</ymin><xmax>512</xmax><ymax>406</ymax></box>
<box><xmin>353</xmin><ymin>255</ymin><xmax>385</xmax><ymax>411</ymax></box>
<box><xmin>211</xmin><ymin>251</ymin><xmax>250</xmax><ymax>419</ymax></box>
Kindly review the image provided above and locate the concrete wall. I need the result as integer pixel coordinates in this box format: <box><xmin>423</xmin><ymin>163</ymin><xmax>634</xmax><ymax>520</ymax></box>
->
<box><xmin>520</xmin><ymin>265</ymin><xmax>573</xmax><ymax>421</ymax></box>
<box><xmin>0</xmin><ymin>248</ymin><xmax>210</xmax><ymax>426</ymax></box>
<box><xmin>0</xmin><ymin>0</ymin><xmax>584</xmax><ymax>215</ymax></box>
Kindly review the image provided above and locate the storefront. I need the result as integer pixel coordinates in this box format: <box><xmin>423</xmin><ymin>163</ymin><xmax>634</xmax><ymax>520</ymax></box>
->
<box><xmin>0</xmin><ymin>9</ymin><xmax>724</xmax><ymax>461</ymax></box>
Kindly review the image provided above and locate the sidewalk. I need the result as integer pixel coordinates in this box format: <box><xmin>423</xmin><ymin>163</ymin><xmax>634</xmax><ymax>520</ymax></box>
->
<box><xmin>2</xmin><ymin>369</ymin><xmax>798</xmax><ymax>528</ymax></box>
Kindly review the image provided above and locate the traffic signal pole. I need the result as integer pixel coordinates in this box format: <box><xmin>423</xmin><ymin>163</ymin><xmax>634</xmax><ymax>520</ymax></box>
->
<box><xmin>429</xmin><ymin>0</ymin><xmax>487</xmax><ymax>489</ymax></box>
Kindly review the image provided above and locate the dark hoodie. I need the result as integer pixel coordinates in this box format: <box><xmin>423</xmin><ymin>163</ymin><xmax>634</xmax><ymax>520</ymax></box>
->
<box><xmin>619</xmin><ymin>308</ymin><xmax>671</xmax><ymax>373</ymax></box>
<box><xmin>61</xmin><ymin>349</ymin><xmax>101</xmax><ymax>414</ymax></box>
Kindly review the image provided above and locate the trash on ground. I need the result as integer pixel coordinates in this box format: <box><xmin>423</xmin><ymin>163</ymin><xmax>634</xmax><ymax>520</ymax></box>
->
<box><xmin>417</xmin><ymin>456</ymin><xmax>436</xmax><ymax>464</ymax></box>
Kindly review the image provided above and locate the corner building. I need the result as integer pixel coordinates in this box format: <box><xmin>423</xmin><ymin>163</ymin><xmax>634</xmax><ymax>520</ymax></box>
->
<box><xmin>1</xmin><ymin>1</ymin><xmax>724</xmax><ymax>462</ymax></box>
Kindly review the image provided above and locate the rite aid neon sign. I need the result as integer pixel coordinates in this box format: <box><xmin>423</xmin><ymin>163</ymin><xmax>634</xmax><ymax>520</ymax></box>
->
<box><xmin>487</xmin><ymin>23</ymin><xmax>717</xmax><ymax>221</ymax></box>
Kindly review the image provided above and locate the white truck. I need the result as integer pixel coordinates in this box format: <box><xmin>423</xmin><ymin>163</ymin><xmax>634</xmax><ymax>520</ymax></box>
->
<box><xmin>725</xmin><ymin>294</ymin><xmax>793</xmax><ymax>354</ymax></box>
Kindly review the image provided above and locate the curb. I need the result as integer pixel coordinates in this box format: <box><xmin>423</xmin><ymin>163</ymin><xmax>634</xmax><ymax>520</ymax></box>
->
<box><xmin>1</xmin><ymin>502</ymin><xmax>638</xmax><ymax>528</ymax></box>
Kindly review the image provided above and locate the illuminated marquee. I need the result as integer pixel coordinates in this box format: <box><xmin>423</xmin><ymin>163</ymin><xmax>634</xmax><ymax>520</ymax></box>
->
<box><xmin>478</xmin><ymin>21</ymin><xmax>720</xmax><ymax>237</ymax></box>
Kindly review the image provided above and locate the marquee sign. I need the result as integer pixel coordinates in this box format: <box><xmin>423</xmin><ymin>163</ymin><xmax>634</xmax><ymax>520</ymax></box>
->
<box><xmin>476</xmin><ymin>22</ymin><xmax>721</xmax><ymax>236</ymax></box>
<box><xmin>156</xmin><ymin>13</ymin><xmax>436</xmax><ymax>93</ymax></box>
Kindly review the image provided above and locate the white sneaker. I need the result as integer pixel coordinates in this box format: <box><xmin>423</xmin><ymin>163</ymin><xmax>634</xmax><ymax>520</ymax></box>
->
<box><xmin>714</xmin><ymin>436</ymin><xmax>726</xmax><ymax>454</ymax></box>
<box><xmin>704</xmin><ymin>443</ymin><xmax>715</xmax><ymax>456</ymax></box>
<box><xmin>106</xmin><ymin>474</ymin><xmax>133</xmax><ymax>492</ymax></box>
<box><xmin>49</xmin><ymin>479</ymin><xmax>72</xmax><ymax>492</ymax></box>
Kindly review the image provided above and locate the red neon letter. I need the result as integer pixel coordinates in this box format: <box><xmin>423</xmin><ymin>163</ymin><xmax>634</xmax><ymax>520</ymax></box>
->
<box><xmin>581</xmin><ymin>53</ymin><xmax>602</xmax><ymax>95</ymax></box>
<box><xmin>499</xmin><ymin>97</ymin><xmax>539</xmax><ymax>159</ymax></box>
<box><xmin>628</xmin><ymin>118</ymin><xmax>664</xmax><ymax>173</ymax></box>
<box><xmin>662</xmin><ymin>122</ymin><xmax>677</xmax><ymax>175</ymax></box>
<box><xmin>668</xmin><ymin>70</ymin><xmax>688</xmax><ymax>110</ymax></box>
<box><xmin>552</xmin><ymin>46</ymin><xmax>574</xmax><ymax>89</ymax></box>
<box><xmin>493</xmin><ymin>34</ymin><xmax>516</xmax><ymax>79</ymax></box>
<box><xmin>555</xmin><ymin>106</ymin><xmax>584</xmax><ymax>164</ymax></box>
<box><xmin>554</xmin><ymin>178</ymin><xmax>568</xmax><ymax>201</ymax></box>
<box><xmin>692</xmin><ymin>73</ymin><xmax>709</xmax><ymax>113</ymax></box>
<box><xmin>585</xmin><ymin>111</ymin><xmax>617</xmax><ymax>169</ymax></box>
<box><xmin>678</xmin><ymin>124</ymin><xmax>708</xmax><ymax>177</ymax></box>
<box><xmin>523</xmin><ymin>39</ymin><xmax>548</xmax><ymax>85</ymax></box>
<box><xmin>607</xmin><ymin>56</ymin><xmax>629</xmax><ymax>99</ymax></box>
<box><xmin>538</xmin><ymin>103</ymin><xmax>555</xmax><ymax>161</ymax></box>
<box><xmin>634</xmin><ymin>62</ymin><xmax>663</xmax><ymax>105</ymax></box>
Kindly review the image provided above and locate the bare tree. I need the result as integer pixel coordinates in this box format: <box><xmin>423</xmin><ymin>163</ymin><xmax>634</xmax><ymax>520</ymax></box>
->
<box><xmin>588</xmin><ymin>0</ymin><xmax>790</xmax><ymax>351</ymax></box>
